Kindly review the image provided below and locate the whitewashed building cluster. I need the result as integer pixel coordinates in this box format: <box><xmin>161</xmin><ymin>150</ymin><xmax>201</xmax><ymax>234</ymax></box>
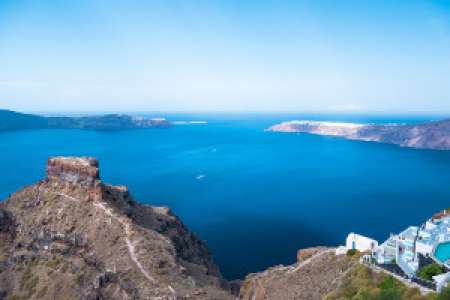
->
<box><xmin>338</xmin><ymin>213</ymin><xmax>450</xmax><ymax>292</ymax></box>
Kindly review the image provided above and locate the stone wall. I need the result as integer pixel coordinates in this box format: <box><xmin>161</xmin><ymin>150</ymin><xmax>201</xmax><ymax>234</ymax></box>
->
<box><xmin>46</xmin><ymin>157</ymin><xmax>100</xmax><ymax>188</ymax></box>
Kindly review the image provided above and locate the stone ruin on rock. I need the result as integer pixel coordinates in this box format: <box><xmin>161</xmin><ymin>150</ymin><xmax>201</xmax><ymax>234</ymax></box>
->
<box><xmin>45</xmin><ymin>157</ymin><xmax>104</xmax><ymax>202</ymax></box>
<box><xmin>46</xmin><ymin>157</ymin><xmax>100</xmax><ymax>187</ymax></box>
<box><xmin>45</xmin><ymin>157</ymin><xmax>134</xmax><ymax>205</ymax></box>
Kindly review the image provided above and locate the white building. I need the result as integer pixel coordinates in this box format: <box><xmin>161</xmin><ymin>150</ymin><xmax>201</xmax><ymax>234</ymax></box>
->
<box><xmin>373</xmin><ymin>214</ymin><xmax>450</xmax><ymax>290</ymax></box>
<box><xmin>375</xmin><ymin>235</ymin><xmax>397</xmax><ymax>264</ymax></box>
<box><xmin>433</xmin><ymin>272</ymin><xmax>450</xmax><ymax>292</ymax></box>
<box><xmin>395</xmin><ymin>226</ymin><xmax>420</xmax><ymax>278</ymax></box>
<box><xmin>346</xmin><ymin>233</ymin><xmax>378</xmax><ymax>252</ymax></box>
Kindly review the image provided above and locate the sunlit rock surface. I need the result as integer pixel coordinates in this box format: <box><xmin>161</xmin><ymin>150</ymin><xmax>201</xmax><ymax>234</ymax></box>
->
<box><xmin>267</xmin><ymin>119</ymin><xmax>450</xmax><ymax>150</ymax></box>
<box><xmin>0</xmin><ymin>157</ymin><xmax>232</xmax><ymax>300</ymax></box>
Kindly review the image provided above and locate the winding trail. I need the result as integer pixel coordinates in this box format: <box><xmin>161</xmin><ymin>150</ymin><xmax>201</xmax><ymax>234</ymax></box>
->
<box><xmin>92</xmin><ymin>201</ymin><xmax>158</xmax><ymax>284</ymax></box>
<box><xmin>49</xmin><ymin>191</ymin><xmax>177</xmax><ymax>299</ymax></box>
<box><xmin>289</xmin><ymin>249</ymin><xmax>335</xmax><ymax>273</ymax></box>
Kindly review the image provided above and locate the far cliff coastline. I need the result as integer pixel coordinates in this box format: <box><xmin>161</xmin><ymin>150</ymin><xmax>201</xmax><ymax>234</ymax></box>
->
<box><xmin>267</xmin><ymin>119</ymin><xmax>450</xmax><ymax>150</ymax></box>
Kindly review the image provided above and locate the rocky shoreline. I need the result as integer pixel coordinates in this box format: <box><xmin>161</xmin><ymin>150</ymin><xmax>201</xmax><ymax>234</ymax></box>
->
<box><xmin>267</xmin><ymin>119</ymin><xmax>450</xmax><ymax>150</ymax></box>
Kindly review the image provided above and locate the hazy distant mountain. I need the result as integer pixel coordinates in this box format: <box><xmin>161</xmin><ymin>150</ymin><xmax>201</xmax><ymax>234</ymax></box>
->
<box><xmin>0</xmin><ymin>109</ymin><xmax>171</xmax><ymax>131</ymax></box>
<box><xmin>267</xmin><ymin>119</ymin><xmax>450</xmax><ymax>150</ymax></box>
<box><xmin>0</xmin><ymin>110</ymin><xmax>49</xmax><ymax>131</ymax></box>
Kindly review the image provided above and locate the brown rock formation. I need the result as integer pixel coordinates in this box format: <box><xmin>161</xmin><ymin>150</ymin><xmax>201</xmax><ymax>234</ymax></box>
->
<box><xmin>0</xmin><ymin>157</ymin><xmax>233</xmax><ymax>300</ymax></box>
<box><xmin>46</xmin><ymin>157</ymin><xmax>100</xmax><ymax>187</ymax></box>
<box><xmin>239</xmin><ymin>247</ymin><xmax>358</xmax><ymax>300</ymax></box>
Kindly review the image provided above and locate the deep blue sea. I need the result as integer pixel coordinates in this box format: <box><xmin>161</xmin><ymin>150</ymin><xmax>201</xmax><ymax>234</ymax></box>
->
<box><xmin>2</xmin><ymin>113</ymin><xmax>450</xmax><ymax>279</ymax></box>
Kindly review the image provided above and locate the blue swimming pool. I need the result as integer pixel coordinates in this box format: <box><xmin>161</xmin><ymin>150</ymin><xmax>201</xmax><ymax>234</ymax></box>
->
<box><xmin>434</xmin><ymin>242</ymin><xmax>450</xmax><ymax>264</ymax></box>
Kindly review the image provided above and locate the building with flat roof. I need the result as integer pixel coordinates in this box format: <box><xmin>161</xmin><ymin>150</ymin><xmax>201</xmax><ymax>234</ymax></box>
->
<box><xmin>346</xmin><ymin>233</ymin><xmax>378</xmax><ymax>253</ymax></box>
<box><xmin>370</xmin><ymin>214</ymin><xmax>450</xmax><ymax>291</ymax></box>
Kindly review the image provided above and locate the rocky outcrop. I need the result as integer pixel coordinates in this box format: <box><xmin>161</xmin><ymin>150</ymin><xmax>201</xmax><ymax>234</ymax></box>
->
<box><xmin>267</xmin><ymin>119</ymin><xmax>450</xmax><ymax>150</ymax></box>
<box><xmin>239</xmin><ymin>248</ymin><xmax>359</xmax><ymax>300</ymax></box>
<box><xmin>46</xmin><ymin>157</ymin><xmax>100</xmax><ymax>188</ymax></box>
<box><xmin>0</xmin><ymin>157</ymin><xmax>232</xmax><ymax>300</ymax></box>
<box><xmin>0</xmin><ymin>208</ymin><xmax>15</xmax><ymax>241</ymax></box>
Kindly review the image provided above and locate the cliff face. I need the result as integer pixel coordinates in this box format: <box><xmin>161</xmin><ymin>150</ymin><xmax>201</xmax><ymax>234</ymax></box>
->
<box><xmin>267</xmin><ymin>119</ymin><xmax>450</xmax><ymax>150</ymax></box>
<box><xmin>46</xmin><ymin>157</ymin><xmax>100</xmax><ymax>188</ymax></box>
<box><xmin>0</xmin><ymin>157</ymin><xmax>232</xmax><ymax>300</ymax></box>
<box><xmin>238</xmin><ymin>248</ymin><xmax>359</xmax><ymax>300</ymax></box>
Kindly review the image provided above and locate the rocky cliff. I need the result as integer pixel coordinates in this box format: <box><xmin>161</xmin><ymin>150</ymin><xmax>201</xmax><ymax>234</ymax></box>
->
<box><xmin>238</xmin><ymin>247</ymin><xmax>439</xmax><ymax>300</ymax></box>
<box><xmin>238</xmin><ymin>248</ymin><xmax>359</xmax><ymax>300</ymax></box>
<box><xmin>0</xmin><ymin>157</ymin><xmax>232</xmax><ymax>300</ymax></box>
<box><xmin>267</xmin><ymin>119</ymin><xmax>450</xmax><ymax>150</ymax></box>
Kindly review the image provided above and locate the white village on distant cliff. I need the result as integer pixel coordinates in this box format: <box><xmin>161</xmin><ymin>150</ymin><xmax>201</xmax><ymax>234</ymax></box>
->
<box><xmin>337</xmin><ymin>210</ymin><xmax>450</xmax><ymax>293</ymax></box>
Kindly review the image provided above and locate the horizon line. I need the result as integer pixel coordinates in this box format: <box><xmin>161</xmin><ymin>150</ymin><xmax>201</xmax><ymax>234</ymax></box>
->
<box><xmin>4</xmin><ymin>108</ymin><xmax>450</xmax><ymax>117</ymax></box>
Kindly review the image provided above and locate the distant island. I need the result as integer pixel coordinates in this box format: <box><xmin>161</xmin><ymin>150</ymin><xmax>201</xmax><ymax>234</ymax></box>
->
<box><xmin>0</xmin><ymin>109</ymin><xmax>171</xmax><ymax>131</ymax></box>
<box><xmin>267</xmin><ymin>119</ymin><xmax>450</xmax><ymax>150</ymax></box>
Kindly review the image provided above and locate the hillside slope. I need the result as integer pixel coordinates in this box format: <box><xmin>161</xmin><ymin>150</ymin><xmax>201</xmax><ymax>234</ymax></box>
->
<box><xmin>238</xmin><ymin>248</ymin><xmax>438</xmax><ymax>300</ymax></box>
<box><xmin>239</xmin><ymin>248</ymin><xmax>358</xmax><ymax>300</ymax></box>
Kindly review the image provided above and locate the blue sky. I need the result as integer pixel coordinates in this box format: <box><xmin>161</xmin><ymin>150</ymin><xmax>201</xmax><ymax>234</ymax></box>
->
<box><xmin>0</xmin><ymin>0</ymin><xmax>450</xmax><ymax>113</ymax></box>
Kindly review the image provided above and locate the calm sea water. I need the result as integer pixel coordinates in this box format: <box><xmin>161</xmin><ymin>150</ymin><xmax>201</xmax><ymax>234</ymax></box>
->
<box><xmin>1</xmin><ymin>113</ymin><xmax>450</xmax><ymax>279</ymax></box>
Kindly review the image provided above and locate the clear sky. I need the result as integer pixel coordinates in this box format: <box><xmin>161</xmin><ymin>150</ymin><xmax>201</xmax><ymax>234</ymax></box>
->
<box><xmin>1</xmin><ymin>0</ymin><xmax>450</xmax><ymax>113</ymax></box>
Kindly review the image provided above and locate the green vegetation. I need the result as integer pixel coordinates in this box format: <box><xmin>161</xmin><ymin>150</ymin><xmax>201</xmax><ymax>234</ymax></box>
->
<box><xmin>347</xmin><ymin>249</ymin><xmax>359</xmax><ymax>256</ymax></box>
<box><xmin>5</xmin><ymin>295</ymin><xmax>24</xmax><ymax>300</ymax></box>
<box><xmin>46</xmin><ymin>257</ymin><xmax>61</xmax><ymax>269</ymax></box>
<box><xmin>378</xmin><ymin>276</ymin><xmax>396</xmax><ymax>290</ymax></box>
<box><xmin>324</xmin><ymin>264</ymin><xmax>450</xmax><ymax>300</ymax></box>
<box><xmin>417</xmin><ymin>263</ymin><xmax>445</xmax><ymax>281</ymax></box>
<box><xmin>436</xmin><ymin>286</ymin><xmax>450</xmax><ymax>300</ymax></box>
<box><xmin>324</xmin><ymin>265</ymin><xmax>434</xmax><ymax>300</ymax></box>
